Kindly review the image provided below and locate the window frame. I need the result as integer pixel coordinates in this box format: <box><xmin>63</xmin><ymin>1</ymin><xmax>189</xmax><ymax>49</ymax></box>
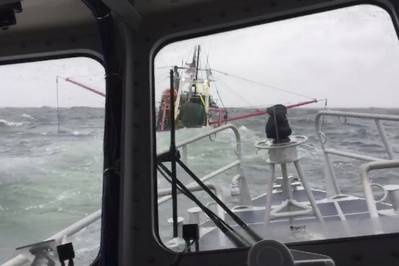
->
<box><xmin>144</xmin><ymin>1</ymin><xmax>399</xmax><ymax>265</ymax></box>
<box><xmin>0</xmin><ymin>53</ymin><xmax>105</xmax><ymax>264</ymax></box>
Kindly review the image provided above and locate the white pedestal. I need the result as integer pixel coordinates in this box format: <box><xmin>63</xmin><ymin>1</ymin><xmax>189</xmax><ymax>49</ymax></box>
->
<box><xmin>255</xmin><ymin>135</ymin><xmax>325</xmax><ymax>226</ymax></box>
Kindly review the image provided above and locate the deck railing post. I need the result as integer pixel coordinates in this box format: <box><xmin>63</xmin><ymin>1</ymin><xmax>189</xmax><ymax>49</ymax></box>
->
<box><xmin>375</xmin><ymin>119</ymin><xmax>394</xmax><ymax>159</ymax></box>
<box><xmin>360</xmin><ymin>160</ymin><xmax>399</xmax><ymax>232</ymax></box>
<box><xmin>315</xmin><ymin>114</ymin><xmax>341</xmax><ymax>196</ymax></box>
<box><xmin>323</xmin><ymin>152</ymin><xmax>341</xmax><ymax>196</ymax></box>
<box><xmin>181</xmin><ymin>145</ymin><xmax>188</xmax><ymax>164</ymax></box>
<box><xmin>234</xmin><ymin>127</ymin><xmax>252</xmax><ymax>205</ymax></box>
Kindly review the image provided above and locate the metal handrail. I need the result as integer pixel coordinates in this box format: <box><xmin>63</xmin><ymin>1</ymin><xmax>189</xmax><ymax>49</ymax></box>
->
<box><xmin>158</xmin><ymin>124</ymin><xmax>250</xmax><ymax>205</ymax></box>
<box><xmin>3</xmin><ymin>210</ymin><xmax>102</xmax><ymax>266</ymax></box>
<box><xmin>158</xmin><ymin>124</ymin><xmax>242</xmax><ymax>160</ymax></box>
<box><xmin>315</xmin><ymin>110</ymin><xmax>399</xmax><ymax>195</ymax></box>
<box><xmin>360</xmin><ymin>160</ymin><xmax>399</xmax><ymax>218</ymax></box>
<box><xmin>4</xmin><ymin>124</ymin><xmax>247</xmax><ymax>266</ymax></box>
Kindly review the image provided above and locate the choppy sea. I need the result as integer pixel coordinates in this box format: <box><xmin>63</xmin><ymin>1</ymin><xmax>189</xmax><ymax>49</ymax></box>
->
<box><xmin>0</xmin><ymin>107</ymin><xmax>103</xmax><ymax>264</ymax></box>
<box><xmin>1</xmin><ymin>107</ymin><xmax>399</xmax><ymax>264</ymax></box>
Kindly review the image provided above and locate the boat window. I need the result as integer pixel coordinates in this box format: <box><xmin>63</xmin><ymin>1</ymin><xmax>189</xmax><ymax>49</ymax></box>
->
<box><xmin>0</xmin><ymin>57</ymin><xmax>104</xmax><ymax>264</ymax></box>
<box><xmin>154</xmin><ymin>4</ymin><xmax>399</xmax><ymax>251</ymax></box>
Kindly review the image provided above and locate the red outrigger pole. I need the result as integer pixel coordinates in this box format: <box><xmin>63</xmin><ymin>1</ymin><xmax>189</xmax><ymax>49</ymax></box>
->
<box><xmin>63</xmin><ymin>77</ymin><xmax>106</xmax><ymax>97</ymax></box>
<box><xmin>59</xmin><ymin>76</ymin><xmax>322</xmax><ymax>128</ymax></box>
<box><xmin>209</xmin><ymin>99</ymin><xmax>319</xmax><ymax>126</ymax></box>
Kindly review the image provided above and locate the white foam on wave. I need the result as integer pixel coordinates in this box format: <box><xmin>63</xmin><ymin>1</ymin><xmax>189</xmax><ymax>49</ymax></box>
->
<box><xmin>57</xmin><ymin>193</ymin><xmax>68</xmax><ymax>201</ymax></box>
<box><xmin>21</xmin><ymin>113</ymin><xmax>35</xmax><ymax>120</ymax></box>
<box><xmin>0</xmin><ymin>119</ymin><xmax>23</xmax><ymax>127</ymax></box>
<box><xmin>238</xmin><ymin>125</ymin><xmax>248</xmax><ymax>131</ymax></box>
<box><xmin>24</xmin><ymin>204</ymin><xmax>45</xmax><ymax>211</ymax></box>
<box><xmin>55</xmin><ymin>130</ymin><xmax>92</xmax><ymax>136</ymax></box>
<box><xmin>56</xmin><ymin>190</ymin><xmax>81</xmax><ymax>201</ymax></box>
<box><xmin>70</xmin><ymin>130</ymin><xmax>92</xmax><ymax>136</ymax></box>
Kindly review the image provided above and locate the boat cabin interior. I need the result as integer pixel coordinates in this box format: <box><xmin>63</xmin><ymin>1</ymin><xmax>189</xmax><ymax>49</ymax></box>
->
<box><xmin>2</xmin><ymin>0</ymin><xmax>399</xmax><ymax>265</ymax></box>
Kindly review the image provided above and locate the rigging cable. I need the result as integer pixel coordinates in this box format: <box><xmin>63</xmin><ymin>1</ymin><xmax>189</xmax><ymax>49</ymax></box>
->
<box><xmin>211</xmin><ymin>68</ymin><xmax>316</xmax><ymax>100</ymax></box>
<box><xmin>205</xmin><ymin>52</ymin><xmax>226</xmax><ymax>110</ymax></box>
<box><xmin>213</xmin><ymin>82</ymin><xmax>226</xmax><ymax>109</ymax></box>
<box><xmin>215</xmin><ymin>75</ymin><xmax>255</xmax><ymax>107</ymax></box>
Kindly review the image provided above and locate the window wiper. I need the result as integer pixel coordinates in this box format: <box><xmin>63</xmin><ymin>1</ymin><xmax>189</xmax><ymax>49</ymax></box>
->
<box><xmin>157</xmin><ymin>69</ymin><xmax>262</xmax><ymax>249</ymax></box>
<box><xmin>175</xmin><ymin>159</ymin><xmax>262</xmax><ymax>243</ymax></box>
<box><xmin>158</xmin><ymin>157</ymin><xmax>262</xmax><ymax>244</ymax></box>
<box><xmin>157</xmin><ymin>164</ymin><xmax>250</xmax><ymax>248</ymax></box>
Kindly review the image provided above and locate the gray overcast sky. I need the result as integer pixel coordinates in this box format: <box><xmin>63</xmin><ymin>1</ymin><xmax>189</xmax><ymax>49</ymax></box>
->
<box><xmin>0</xmin><ymin>5</ymin><xmax>398</xmax><ymax>108</ymax></box>
<box><xmin>155</xmin><ymin>5</ymin><xmax>399</xmax><ymax>108</ymax></box>
<box><xmin>0</xmin><ymin>57</ymin><xmax>105</xmax><ymax>107</ymax></box>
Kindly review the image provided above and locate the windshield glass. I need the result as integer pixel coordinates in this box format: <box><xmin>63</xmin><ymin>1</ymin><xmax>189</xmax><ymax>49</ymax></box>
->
<box><xmin>154</xmin><ymin>5</ymin><xmax>399</xmax><ymax>252</ymax></box>
<box><xmin>0</xmin><ymin>57</ymin><xmax>104</xmax><ymax>264</ymax></box>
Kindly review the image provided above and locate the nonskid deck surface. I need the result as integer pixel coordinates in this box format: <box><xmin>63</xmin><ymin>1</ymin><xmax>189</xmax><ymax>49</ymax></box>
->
<box><xmin>198</xmin><ymin>189</ymin><xmax>398</xmax><ymax>251</ymax></box>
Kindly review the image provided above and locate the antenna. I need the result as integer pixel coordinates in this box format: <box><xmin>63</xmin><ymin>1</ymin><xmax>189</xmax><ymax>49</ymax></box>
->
<box><xmin>195</xmin><ymin>45</ymin><xmax>201</xmax><ymax>80</ymax></box>
<box><xmin>56</xmin><ymin>76</ymin><xmax>61</xmax><ymax>134</ymax></box>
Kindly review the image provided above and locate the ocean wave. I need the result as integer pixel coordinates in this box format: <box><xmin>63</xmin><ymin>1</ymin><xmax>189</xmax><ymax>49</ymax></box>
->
<box><xmin>292</xmin><ymin>117</ymin><xmax>315</xmax><ymax>124</ymax></box>
<box><xmin>0</xmin><ymin>119</ymin><xmax>24</xmax><ymax>127</ymax></box>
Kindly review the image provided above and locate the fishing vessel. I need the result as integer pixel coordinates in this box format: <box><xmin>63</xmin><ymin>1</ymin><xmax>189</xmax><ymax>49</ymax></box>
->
<box><xmin>155</xmin><ymin>46</ymin><xmax>326</xmax><ymax>134</ymax></box>
<box><xmin>156</xmin><ymin>45</ymin><xmax>227</xmax><ymax>131</ymax></box>
<box><xmin>2</xmin><ymin>0</ymin><xmax>399</xmax><ymax>266</ymax></box>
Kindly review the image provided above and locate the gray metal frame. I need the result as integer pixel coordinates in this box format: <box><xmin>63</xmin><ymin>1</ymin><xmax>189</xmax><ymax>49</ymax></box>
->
<box><xmin>3</xmin><ymin>0</ymin><xmax>399</xmax><ymax>265</ymax></box>
<box><xmin>3</xmin><ymin>210</ymin><xmax>102</xmax><ymax>266</ymax></box>
<box><xmin>315</xmin><ymin>110</ymin><xmax>399</xmax><ymax>196</ymax></box>
<box><xmin>360</xmin><ymin>160</ymin><xmax>399</xmax><ymax>218</ymax></box>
